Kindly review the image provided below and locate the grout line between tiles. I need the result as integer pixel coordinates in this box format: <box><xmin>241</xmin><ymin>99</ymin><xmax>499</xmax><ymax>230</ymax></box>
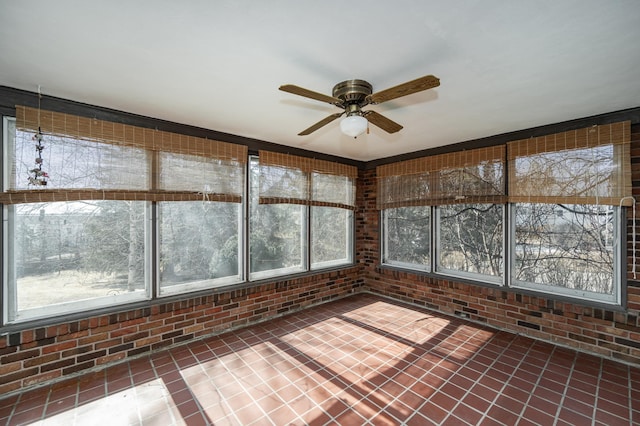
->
<box><xmin>421</xmin><ymin>329</ymin><xmax>517</xmax><ymax>425</ymax></box>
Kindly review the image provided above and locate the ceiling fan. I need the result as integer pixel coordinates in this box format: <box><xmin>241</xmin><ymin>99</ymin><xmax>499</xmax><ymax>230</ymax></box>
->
<box><xmin>279</xmin><ymin>74</ymin><xmax>440</xmax><ymax>138</ymax></box>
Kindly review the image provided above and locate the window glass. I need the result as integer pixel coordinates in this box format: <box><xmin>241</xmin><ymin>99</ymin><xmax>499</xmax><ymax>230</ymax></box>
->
<box><xmin>249</xmin><ymin>157</ymin><xmax>306</xmax><ymax>279</ymax></box>
<box><xmin>311</xmin><ymin>207</ymin><xmax>353</xmax><ymax>269</ymax></box>
<box><xmin>158</xmin><ymin>201</ymin><xmax>242</xmax><ymax>295</ymax></box>
<box><xmin>513</xmin><ymin>203</ymin><xmax>618</xmax><ymax>302</ymax></box>
<box><xmin>437</xmin><ymin>203</ymin><xmax>503</xmax><ymax>281</ymax></box>
<box><xmin>6</xmin><ymin>201</ymin><xmax>149</xmax><ymax>322</ymax></box>
<box><xmin>383</xmin><ymin>206</ymin><xmax>430</xmax><ymax>269</ymax></box>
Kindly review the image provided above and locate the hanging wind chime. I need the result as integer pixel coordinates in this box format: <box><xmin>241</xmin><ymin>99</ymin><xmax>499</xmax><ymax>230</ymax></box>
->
<box><xmin>28</xmin><ymin>87</ymin><xmax>48</xmax><ymax>186</ymax></box>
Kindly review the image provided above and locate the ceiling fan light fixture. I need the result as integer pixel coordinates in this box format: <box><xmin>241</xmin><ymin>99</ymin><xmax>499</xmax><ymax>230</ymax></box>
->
<box><xmin>340</xmin><ymin>114</ymin><xmax>368</xmax><ymax>138</ymax></box>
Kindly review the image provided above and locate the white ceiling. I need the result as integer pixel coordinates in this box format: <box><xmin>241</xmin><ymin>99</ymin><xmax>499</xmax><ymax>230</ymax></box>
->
<box><xmin>1</xmin><ymin>1</ymin><xmax>639</xmax><ymax>162</ymax></box>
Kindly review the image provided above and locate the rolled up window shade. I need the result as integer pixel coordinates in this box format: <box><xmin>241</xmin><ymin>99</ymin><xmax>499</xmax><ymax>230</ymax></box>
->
<box><xmin>507</xmin><ymin>121</ymin><xmax>632</xmax><ymax>206</ymax></box>
<box><xmin>376</xmin><ymin>146</ymin><xmax>505</xmax><ymax>209</ymax></box>
<box><xmin>258</xmin><ymin>150</ymin><xmax>357</xmax><ymax>210</ymax></box>
<box><xmin>13</xmin><ymin>105</ymin><xmax>247</xmax><ymax>159</ymax></box>
<box><xmin>1</xmin><ymin>105</ymin><xmax>247</xmax><ymax>204</ymax></box>
<box><xmin>158</xmin><ymin>152</ymin><xmax>245</xmax><ymax>203</ymax></box>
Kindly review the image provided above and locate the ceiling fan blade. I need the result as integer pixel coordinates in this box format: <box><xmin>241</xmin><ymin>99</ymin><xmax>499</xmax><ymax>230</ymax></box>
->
<box><xmin>279</xmin><ymin>84</ymin><xmax>343</xmax><ymax>106</ymax></box>
<box><xmin>363</xmin><ymin>110</ymin><xmax>403</xmax><ymax>134</ymax></box>
<box><xmin>366</xmin><ymin>74</ymin><xmax>440</xmax><ymax>104</ymax></box>
<box><xmin>298</xmin><ymin>112</ymin><xmax>344</xmax><ymax>135</ymax></box>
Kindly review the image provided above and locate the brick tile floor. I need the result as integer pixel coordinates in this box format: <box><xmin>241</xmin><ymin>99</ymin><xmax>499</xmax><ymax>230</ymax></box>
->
<box><xmin>0</xmin><ymin>294</ymin><xmax>637</xmax><ymax>425</ymax></box>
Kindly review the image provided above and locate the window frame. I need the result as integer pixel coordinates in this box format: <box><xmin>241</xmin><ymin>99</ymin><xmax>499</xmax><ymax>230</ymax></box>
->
<box><xmin>381</xmin><ymin>206</ymin><xmax>431</xmax><ymax>272</ymax></box>
<box><xmin>434</xmin><ymin>203</ymin><xmax>505</xmax><ymax>286</ymax></box>
<box><xmin>310</xmin><ymin>206</ymin><xmax>354</xmax><ymax>271</ymax></box>
<box><xmin>248</xmin><ymin>155</ymin><xmax>355</xmax><ymax>281</ymax></box>
<box><xmin>509</xmin><ymin>202</ymin><xmax>623</xmax><ymax>305</ymax></box>
<box><xmin>156</xmin><ymin>200</ymin><xmax>245</xmax><ymax>297</ymax></box>
<box><xmin>248</xmin><ymin>202</ymin><xmax>308</xmax><ymax>282</ymax></box>
<box><xmin>380</xmin><ymin>199</ymin><xmax>626</xmax><ymax>308</ymax></box>
<box><xmin>3</xmin><ymin>200</ymin><xmax>153</xmax><ymax>323</ymax></box>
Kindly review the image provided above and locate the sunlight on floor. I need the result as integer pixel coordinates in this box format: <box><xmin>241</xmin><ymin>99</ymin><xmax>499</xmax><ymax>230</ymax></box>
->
<box><xmin>37</xmin><ymin>378</ymin><xmax>185</xmax><ymax>426</ymax></box>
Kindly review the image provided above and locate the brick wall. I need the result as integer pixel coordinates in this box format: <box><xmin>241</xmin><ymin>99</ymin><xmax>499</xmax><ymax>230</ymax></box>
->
<box><xmin>0</xmin><ymin>268</ymin><xmax>362</xmax><ymax>395</ymax></box>
<box><xmin>358</xmin><ymin>123</ymin><xmax>640</xmax><ymax>366</ymax></box>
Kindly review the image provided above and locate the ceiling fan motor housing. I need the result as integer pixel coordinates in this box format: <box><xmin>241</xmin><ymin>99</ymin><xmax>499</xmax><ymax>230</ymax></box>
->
<box><xmin>332</xmin><ymin>79</ymin><xmax>372</xmax><ymax>105</ymax></box>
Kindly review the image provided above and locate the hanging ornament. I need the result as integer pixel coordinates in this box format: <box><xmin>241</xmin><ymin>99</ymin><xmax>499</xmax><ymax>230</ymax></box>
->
<box><xmin>28</xmin><ymin>87</ymin><xmax>48</xmax><ymax>186</ymax></box>
<box><xmin>28</xmin><ymin>129</ymin><xmax>48</xmax><ymax>186</ymax></box>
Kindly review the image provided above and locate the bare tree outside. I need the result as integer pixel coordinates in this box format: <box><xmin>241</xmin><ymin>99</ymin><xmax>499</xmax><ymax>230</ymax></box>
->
<box><xmin>249</xmin><ymin>157</ymin><xmax>305</xmax><ymax>275</ymax></box>
<box><xmin>514</xmin><ymin>203</ymin><xmax>615</xmax><ymax>295</ymax></box>
<box><xmin>8</xmin><ymin>124</ymin><xmax>150</xmax><ymax>315</ymax></box>
<box><xmin>159</xmin><ymin>201</ymin><xmax>241</xmax><ymax>292</ymax></box>
<box><xmin>12</xmin><ymin>200</ymin><xmax>147</xmax><ymax>312</ymax></box>
<box><xmin>383</xmin><ymin>201</ymin><xmax>616</xmax><ymax>300</ymax></box>
<box><xmin>311</xmin><ymin>206</ymin><xmax>352</xmax><ymax>267</ymax></box>
<box><xmin>384</xmin><ymin>206</ymin><xmax>430</xmax><ymax>266</ymax></box>
<box><xmin>438</xmin><ymin>203</ymin><xmax>503</xmax><ymax>277</ymax></box>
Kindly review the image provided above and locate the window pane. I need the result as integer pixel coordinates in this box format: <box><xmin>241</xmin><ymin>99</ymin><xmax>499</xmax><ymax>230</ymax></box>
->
<box><xmin>249</xmin><ymin>157</ymin><xmax>306</xmax><ymax>279</ymax></box>
<box><xmin>438</xmin><ymin>203</ymin><xmax>503</xmax><ymax>280</ymax></box>
<box><xmin>7</xmin><ymin>201</ymin><xmax>148</xmax><ymax>322</ymax></box>
<box><xmin>158</xmin><ymin>201</ymin><xmax>242</xmax><ymax>295</ymax></box>
<box><xmin>311</xmin><ymin>207</ymin><xmax>353</xmax><ymax>269</ymax></box>
<box><xmin>383</xmin><ymin>206</ymin><xmax>430</xmax><ymax>268</ymax></box>
<box><xmin>513</xmin><ymin>203</ymin><xmax>617</xmax><ymax>301</ymax></box>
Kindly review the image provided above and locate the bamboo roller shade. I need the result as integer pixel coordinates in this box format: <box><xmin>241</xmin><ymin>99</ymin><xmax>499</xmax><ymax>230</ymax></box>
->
<box><xmin>376</xmin><ymin>146</ymin><xmax>506</xmax><ymax>209</ymax></box>
<box><xmin>377</xmin><ymin>145</ymin><xmax>505</xmax><ymax>177</ymax></box>
<box><xmin>508</xmin><ymin>121</ymin><xmax>632</xmax><ymax>206</ymax></box>
<box><xmin>0</xmin><ymin>106</ymin><xmax>248</xmax><ymax>205</ymax></box>
<box><xmin>376</xmin><ymin>121</ymin><xmax>632</xmax><ymax>209</ymax></box>
<box><xmin>258</xmin><ymin>150</ymin><xmax>357</xmax><ymax>209</ymax></box>
<box><xmin>259</xmin><ymin>150</ymin><xmax>358</xmax><ymax>178</ymax></box>
<box><xmin>15</xmin><ymin>105</ymin><xmax>248</xmax><ymax>162</ymax></box>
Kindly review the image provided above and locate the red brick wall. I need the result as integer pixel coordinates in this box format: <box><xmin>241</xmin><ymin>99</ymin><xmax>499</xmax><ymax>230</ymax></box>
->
<box><xmin>358</xmin><ymin>123</ymin><xmax>640</xmax><ymax>366</ymax></box>
<box><xmin>0</xmin><ymin>268</ymin><xmax>362</xmax><ymax>395</ymax></box>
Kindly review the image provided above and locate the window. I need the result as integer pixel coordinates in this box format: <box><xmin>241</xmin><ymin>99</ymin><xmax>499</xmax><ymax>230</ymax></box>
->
<box><xmin>1</xmin><ymin>106</ymin><xmax>356</xmax><ymax>324</ymax></box>
<box><xmin>382</xmin><ymin>206</ymin><xmax>430</xmax><ymax>269</ymax></box>
<box><xmin>512</xmin><ymin>203</ymin><xmax>619</xmax><ymax>302</ymax></box>
<box><xmin>507</xmin><ymin>122</ymin><xmax>631</xmax><ymax>304</ymax></box>
<box><xmin>6</xmin><ymin>200</ymin><xmax>150</xmax><ymax>322</ymax></box>
<box><xmin>250</xmin><ymin>152</ymin><xmax>356</xmax><ymax>280</ymax></box>
<box><xmin>437</xmin><ymin>203</ymin><xmax>503</xmax><ymax>282</ymax></box>
<box><xmin>379</xmin><ymin>146</ymin><xmax>505</xmax><ymax>276</ymax></box>
<box><xmin>312</xmin><ymin>206</ymin><xmax>353</xmax><ymax>269</ymax></box>
<box><xmin>378</xmin><ymin>122</ymin><xmax>631</xmax><ymax>306</ymax></box>
<box><xmin>157</xmin><ymin>151</ymin><xmax>244</xmax><ymax>295</ymax></box>
<box><xmin>158</xmin><ymin>201</ymin><xmax>242</xmax><ymax>295</ymax></box>
<box><xmin>3</xmin><ymin>115</ymin><xmax>151</xmax><ymax>321</ymax></box>
<box><xmin>249</xmin><ymin>155</ymin><xmax>307</xmax><ymax>279</ymax></box>
<box><xmin>2</xmin><ymin>107</ymin><xmax>247</xmax><ymax>322</ymax></box>
<box><xmin>311</xmin><ymin>172</ymin><xmax>355</xmax><ymax>269</ymax></box>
